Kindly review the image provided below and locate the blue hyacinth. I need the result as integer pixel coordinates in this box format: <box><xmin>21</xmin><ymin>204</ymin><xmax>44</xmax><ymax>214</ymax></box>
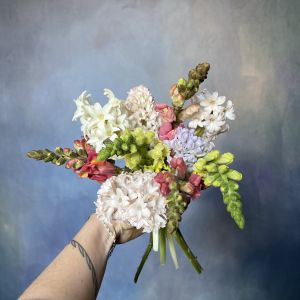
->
<box><xmin>164</xmin><ymin>127</ymin><xmax>214</xmax><ymax>170</ymax></box>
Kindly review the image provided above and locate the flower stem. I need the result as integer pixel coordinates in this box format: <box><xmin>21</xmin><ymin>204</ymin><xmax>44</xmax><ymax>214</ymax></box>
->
<box><xmin>153</xmin><ymin>230</ymin><xmax>159</xmax><ymax>252</ymax></box>
<box><xmin>159</xmin><ymin>227</ymin><xmax>166</xmax><ymax>265</ymax></box>
<box><xmin>134</xmin><ymin>233</ymin><xmax>153</xmax><ymax>283</ymax></box>
<box><xmin>174</xmin><ymin>228</ymin><xmax>203</xmax><ymax>274</ymax></box>
<box><xmin>167</xmin><ymin>232</ymin><xmax>179</xmax><ymax>269</ymax></box>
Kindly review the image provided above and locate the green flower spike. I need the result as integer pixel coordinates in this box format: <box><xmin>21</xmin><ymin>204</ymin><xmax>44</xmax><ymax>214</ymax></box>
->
<box><xmin>177</xmin><ymin>62</ymin><xmax>210</xmax><ymax>101</ymax></box>
<box><xmin>97</xmin><ymin>128</ymin><xmax>170</xmax><ymax>173</ymax></box>
<box><xmin>193</xmin><ymin>151</ymin><xmax>245</xmax><ymax>229</ymax></box>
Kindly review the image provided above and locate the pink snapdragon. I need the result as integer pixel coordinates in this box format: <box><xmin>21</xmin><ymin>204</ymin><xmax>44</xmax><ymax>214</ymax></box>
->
<box><xmin>159</xmin><ymin>122</ymin><xmax>176</xmax><ymax>140</ymax></box>
<box><xmin>155</xmin><ymin>103</ymin><xmax>176</xmax><ymax>123</ymax></box>
<box><xmin>154</xmin><ymin>171</ymin><xmax>175</xmax><ymax>196</ymax></box>
<box><xmin>188</xmin><ymin>173</ymin><xmax>203</xmax><ymax>198</ymax></box>
<box><xmin>170</xmin><ymin>157</ymin><xmax>187</xmax><ymax>178</ymax></box>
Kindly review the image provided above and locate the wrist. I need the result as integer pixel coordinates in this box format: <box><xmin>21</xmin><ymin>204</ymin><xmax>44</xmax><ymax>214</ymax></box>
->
<box><xmin>90</xmin><ymin>214</ymin><xmax>116</xmax><ymax>254</ymax></box>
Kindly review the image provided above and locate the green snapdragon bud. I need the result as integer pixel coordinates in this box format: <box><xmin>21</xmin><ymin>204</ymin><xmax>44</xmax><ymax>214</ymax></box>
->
<box><xmin>205</xmin><ymin>163</ymin><xmax>217</xmax><ymax>173</ymax></box>
<box><xmin>217</xmin><ymin>152</ymin><xmax>234</xmax><ymax>165</ymax></box>
<box><xmin>218</xmin><ymin>165</ymin><xmax>229</xmax><ymax>174</ymax></box>
<box><xmin>27</xmin><ymin>150</ymin><xmax>43</xmax><ymax>160</ymax></box>
<box><xmin>227</xmin><ymin>169</ymin><xmax>243</xmax><ymax>181</ymax></box>
<box><xmin>204</xmin><ymin>150</ymin><xmax>221</xmax><ymax>162</ymax></box>
<box><xmin>55</xmin><ymin>147</ymin><xmax>64</xmax><ymax>156</ymax></box>
<box><xmin>55</xmin><ymin>157</ymin><xmax>67</xmax><ymax>166</ymax></box>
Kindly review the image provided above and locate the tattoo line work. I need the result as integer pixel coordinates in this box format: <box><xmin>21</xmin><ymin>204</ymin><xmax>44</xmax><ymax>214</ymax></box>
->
<box><xmin>70</xmin><ymin>239</ymin><xmax>98</xmax><ymax>297</ymax></box>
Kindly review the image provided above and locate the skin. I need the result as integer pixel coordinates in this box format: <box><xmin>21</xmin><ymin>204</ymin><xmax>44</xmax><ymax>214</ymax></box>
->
<box><xmin>19</xmin><ymin>214</ymin><xmax>143</xmax><ymax>300</ymax></box>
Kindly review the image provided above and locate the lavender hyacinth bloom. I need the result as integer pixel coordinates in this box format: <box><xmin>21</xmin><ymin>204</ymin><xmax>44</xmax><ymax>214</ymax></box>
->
<box><xmin>164</xmin><ymin>127</ymin><xmax>215</xmax><ymax>170</ymax></box>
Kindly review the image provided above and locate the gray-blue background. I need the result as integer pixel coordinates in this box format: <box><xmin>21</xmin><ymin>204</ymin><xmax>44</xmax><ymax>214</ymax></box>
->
<box><xmin>1</xmin><ymin>0</ymin><xmax>299</xmax><ymax>299</ymax></box>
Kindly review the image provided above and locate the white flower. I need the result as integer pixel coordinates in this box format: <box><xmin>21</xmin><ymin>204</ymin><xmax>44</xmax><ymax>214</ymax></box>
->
<box><xmin>202</xmin><ymin>110</ymin><xmax>225</xmax><ymax>133</ymax></box>
<box><xmin>72</xmin><ymin>89</ymin><xmax>129</xmax><ymax>152</ymax></box>
<box><xmin>95</xmin><ymin>171</ymin><xmax>167</xmax><ymax>233</ymax></box>
<box><xmin>188</xmin><ymin>89</ymin><xmax>236</xmax><ymax>141</ymax></box>
<box><xmin>196</xmin><ymin>90</ymin><xmax>225</xmax><ymax>112</ymax></box>
<box><xmin>124</xmin><ymin>85</ymin><xmax>161</xmax><ymax>135</ymax></box>
<box><xmin>224</xmin><ymin>100</ymin><xmax>236</xmax><ymax>120</ymax></box>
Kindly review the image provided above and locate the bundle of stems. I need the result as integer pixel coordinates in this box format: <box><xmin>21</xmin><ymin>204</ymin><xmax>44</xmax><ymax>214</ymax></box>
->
<box><xmin>134</xmin><ymin>228</ymin><xmax>202</xmax><ymax>283</ymax></box>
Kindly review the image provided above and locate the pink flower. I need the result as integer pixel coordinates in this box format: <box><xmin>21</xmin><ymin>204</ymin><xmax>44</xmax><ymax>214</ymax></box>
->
<box><xmin>73</xmin><ymin>138</ymin><xmax>94</xmax><ymax>153</ymax></box>
<box><xmin>170</xmin><ymin>157</ymin><xmax>187</xmax><ymax>178</ymax></box>
<box><xmin>75</xmin><ymin>150</ymin><xmax>115</xmax><ymax>183</ymax></box>
<box><xmin>155</xmin><ymin>103</ymin><xmax>176</xmax><ymax>123</ymax></box>
<box><xmin>154</xmin><ymin>172</ymin><xmax>175</xmax><ymax>196</ymax></box>
<box><xmin>189</xmin><ymin>173</ymin><xmax>202</xmax><ymax>187</ymax></box>
<box><xmin>159</xmin><ymin>122</ymin><xmax>176</xmax><ymax>140</ymax></box>
<box><xmin>188</xmin><ymin>173</ymin><xmax>203</xmax><ymax>199</ymax></box>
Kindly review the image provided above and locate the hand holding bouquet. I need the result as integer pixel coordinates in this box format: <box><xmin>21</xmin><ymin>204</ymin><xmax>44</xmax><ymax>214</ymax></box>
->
<box><xmin>27</xmin><ymin>62</ymin><xmax>244</xmax><ymax>282</ymax></box>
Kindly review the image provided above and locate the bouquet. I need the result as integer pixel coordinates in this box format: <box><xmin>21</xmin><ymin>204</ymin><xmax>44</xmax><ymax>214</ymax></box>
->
<box><xmin>27</xmin><ymin>62</ymin><xmax>244</xmax><ymax>282</ymax></box>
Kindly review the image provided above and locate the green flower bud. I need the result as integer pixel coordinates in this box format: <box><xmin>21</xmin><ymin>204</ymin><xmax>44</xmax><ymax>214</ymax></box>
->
<box><xmin>177</xmin><ymin>77</ymin><xmax>187</xmax><ymax>89</ymax></box>
<box><xmin>97</xmin><ymin>148</ymin><xmax>112</xmax><ymax>161</ymax></box>
<box><xmin>74</xmin><ymin>160</ymin><xmax>85</xmax><ymax>169</ymax></box>
<box><xmin>130</xmin><ymin>144</ymin><xmax>138</xmax><ymax>153</ymax></box>
<box><xmin>227</xmin><ymin>169</ymin><xmax>243</xmax><ymax>181</ymax></box>
<box><xmin>125</xmin><ymin>153</ymin><xmax>142</xmax><ymax>170</ymax></box>
<box><xmin>121</xmin><ymin>143</ymin><xmax>129</xmax><ymax>151</ymax></box>
<box><xmin>204</xmin><ymin>150</ymin><xmax>221</xmax><ymax>162</ymax></box>
<box><xmin>121</xmin><ymin>129</ymin><xmax>133</xmax><ymax>143</ymax></box>
<box><xmin>217</xmin><ymin>152</ymin><xmax>234</xmax><ymax>165</ymax></box>
<box><xmin>193</xmin><ymin>158</ymin><xmax>206</xmax><ymax>172</ymax></box>
<box><xmin>27</xmin><ymin>150</ymin><xmax>43</xmax><ymax>160</ymax></box>
<box><xmin>228</xmin><ymin>180</ymin><xmax>239</xmax><ymax>190</ymax></box>
<box><xmin>205</xmin><ymin>163</ymin><xmax>217</xmax><ymax>173</ymax></box>
<box><xmin>204</xmin><ymin>173</ymin><xmax>220</xmax><ymax>186</ymax></box>
<box><xmin>145</xmin><ymin>131</ymin><xmax>155</xmax><ymax>144</ymax></box>
<box><xmin>55</xmin><ymin>157</ymin><xmax>67</xmax><ymax>166</ymax></box>
<box><xmin>218</xmin><ymin>165</ymin><xmax>229</xmax><ymax>174</ymax></box>
<box><xmin>187</xmin><ymin>79</ymin><xmax>194</xmax><ymax>89</ymax></box>
<box><xmin>77</xmin><ymin>149</ymin><xmax>86</xmax><ymax>157</ymax></box>
<box><xmin>55</xmin><ymin>147</ymin><xmax>64</xmax><ymax>155</ymax></box>
<box><xmin>212</xmin><ymin>177</ymin><xmax>222</xmax><ymax>187</ymax></box>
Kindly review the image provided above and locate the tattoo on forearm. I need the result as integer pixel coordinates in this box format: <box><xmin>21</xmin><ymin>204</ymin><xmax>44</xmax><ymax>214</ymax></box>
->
<box><xmin>70</xmin><ymin>239</ymin><xmax>98</xmax><ymax>297</ymax></box>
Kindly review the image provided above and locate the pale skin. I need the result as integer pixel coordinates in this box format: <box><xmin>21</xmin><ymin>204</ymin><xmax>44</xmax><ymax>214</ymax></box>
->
<box><xmin>19</xmin><ymin>214</ymin><xmax>143</xmax><ymax>300</ymax></box>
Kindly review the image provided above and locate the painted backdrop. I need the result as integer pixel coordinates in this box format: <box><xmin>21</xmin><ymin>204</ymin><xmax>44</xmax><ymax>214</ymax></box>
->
<box><xmin>1</xmin><ymin>0</ymin><xmax>299</xmax><ymax>299</ymax></box>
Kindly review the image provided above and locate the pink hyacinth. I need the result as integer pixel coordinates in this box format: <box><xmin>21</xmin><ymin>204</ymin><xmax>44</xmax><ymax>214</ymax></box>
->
<box><xmin>155</xmin><ymin>103</ymin><xmax>176</xmax><ymax>123</ymax></box>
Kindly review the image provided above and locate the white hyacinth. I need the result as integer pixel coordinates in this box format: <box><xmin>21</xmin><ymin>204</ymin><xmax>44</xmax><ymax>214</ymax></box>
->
<box><xmin>189</xmin><ymin>89</ymin><xmax>236</xmax><ymax>141</ymax></box>
<box><xmin>72</xmin><ymin>89</ymin><xmax>129</xmax><ymax>152</ymax></box>
<box><xmin>124</xmin><ymin>85</ymin><xmax>162</xmax><ymax>136</ymax></box>
<box><xmin>95</xmin><ymin>171</ymin><xmax>167</xmax><ymax>233</ymax></box>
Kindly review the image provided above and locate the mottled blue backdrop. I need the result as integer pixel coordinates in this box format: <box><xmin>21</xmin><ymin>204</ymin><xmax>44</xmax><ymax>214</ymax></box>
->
<box><xmin>1</xmin><ymin>0</ymin><xmax>299</xmax><ymax>299</ymax></box>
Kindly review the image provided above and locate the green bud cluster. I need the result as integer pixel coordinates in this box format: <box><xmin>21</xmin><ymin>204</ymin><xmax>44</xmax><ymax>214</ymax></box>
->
<box><xmin>166</xmin><ymin>190</ymin><xmax>189</xmax><ymax>234</ymax></box>
<box><xmin>97</xmin><ymin>128</ymin><xmax>170</xmax><ymax>172</ymax></box>
<box><xmin>27</xmin><ymin>146</ymin><xmax>87</xmax><ymax>168</ymax></box>
<box><xmin>177</xmin><ymin>63</ymin><xmax>210</xmax><ymax>100</ymax></box>
<box><xmin>193</xmin><ymin>150</ymin><xmax>245</xmax><ymax>229</ymax></box>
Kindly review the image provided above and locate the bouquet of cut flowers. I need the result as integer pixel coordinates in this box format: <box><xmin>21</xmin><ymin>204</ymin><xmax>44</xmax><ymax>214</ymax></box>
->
<box><xmin>27</xmin><ymin>62</ymin><xmax>244</xmax><ymax>282</ymax></box>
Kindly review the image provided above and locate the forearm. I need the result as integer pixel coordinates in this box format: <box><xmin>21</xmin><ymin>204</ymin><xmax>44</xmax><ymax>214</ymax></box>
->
<box><xmin>19</xmin><ymin>214</ymin><xmax>116</xmax><ymax>300</ymax></box>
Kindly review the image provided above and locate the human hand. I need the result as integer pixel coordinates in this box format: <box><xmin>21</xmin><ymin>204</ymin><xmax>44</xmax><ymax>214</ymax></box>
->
<box><xmin>111</xmin><ymin>220</ymin><xmax>144</xmax><ymax>244</ymax></box>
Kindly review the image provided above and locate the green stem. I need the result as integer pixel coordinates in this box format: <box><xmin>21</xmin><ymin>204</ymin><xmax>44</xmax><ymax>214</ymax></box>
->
<box><xmin>167</xmin><ymin>232</ymin><xmax>179</xmax><ymax>269</ymax></box>
<box><xmin>134</xmin><ymin>234</ymin><xmax>153</xmax><ymax>283</ymax></box>
<box><xmin>174</xmin><ymin>228</ymin><xmax>203</xmax><ymax>274</ymax></box>
<box><xmin>159</xmin><ymin>228</ymin><xmax>166</xmax><ymax>266</ymax></box>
